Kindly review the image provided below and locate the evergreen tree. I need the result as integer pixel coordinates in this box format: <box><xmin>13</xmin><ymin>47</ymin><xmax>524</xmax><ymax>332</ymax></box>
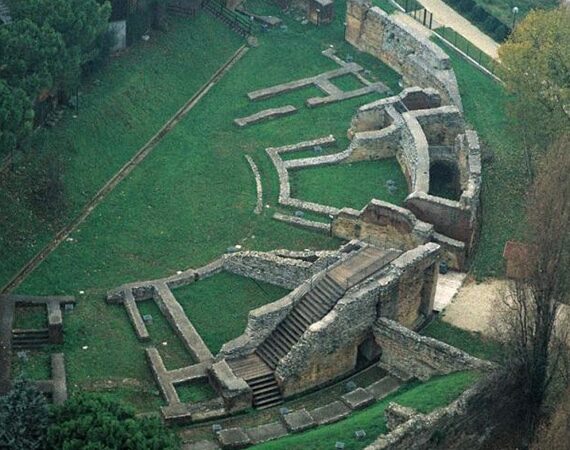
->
<box><xmin>0</xmin><ymin>378</ymin><xmax>49</xmax><ymax>450</ymax></box>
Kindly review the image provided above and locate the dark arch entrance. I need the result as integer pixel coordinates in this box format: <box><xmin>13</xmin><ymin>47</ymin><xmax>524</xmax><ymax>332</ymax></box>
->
<box><xmin>428</xmin><ymin>161</ymin><xmax>460</xmax><ymax>200</ymax></box>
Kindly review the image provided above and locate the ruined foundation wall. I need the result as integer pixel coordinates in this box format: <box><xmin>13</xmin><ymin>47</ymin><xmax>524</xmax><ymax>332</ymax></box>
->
<box><xmin>346</xmin><ymin>0</ymin><xmax>462</xmax><ymax>110</ymax></box>
<box><xmin>373</xmin><ymin>318</ymin><xmax>493</xmax><ymax>380</ymax></box>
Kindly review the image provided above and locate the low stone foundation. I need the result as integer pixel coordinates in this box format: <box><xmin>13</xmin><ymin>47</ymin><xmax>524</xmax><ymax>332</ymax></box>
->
<box><xmin>373</xmin><ymin>318</ymin><xmax>494</xmax><ymax>380</ymax></box>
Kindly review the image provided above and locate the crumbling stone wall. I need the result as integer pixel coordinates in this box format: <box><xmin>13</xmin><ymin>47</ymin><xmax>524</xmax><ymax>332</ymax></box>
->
<box><xmin>273</xmin><ymin>244</ymin><xmax>440</xmax><ymax>397</ymax></box>
<box><xmin>373</xmin><ymin>318</ymin><xmax>494</xmax><ymax>380</ymax></box>
<box><xmin>365</xmin><ymin>373</ymin><xmax>519</xmax><ymax>450</ymax></box>
<box><xmin>346</xmin><ymin>0</ymin><xmax>462</xmax><ymax>110</ymax></box>
<box><xmin>276</xmin><ymin>278</ymin><xmax>381</xmax><ymax>397</ymax></box>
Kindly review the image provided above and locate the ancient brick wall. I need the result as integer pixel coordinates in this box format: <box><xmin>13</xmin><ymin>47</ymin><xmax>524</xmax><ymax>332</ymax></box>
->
<box><xmin>346</xmin><ymin>0</ymin><xmax>462</xmax><ymax>110</ymax></box>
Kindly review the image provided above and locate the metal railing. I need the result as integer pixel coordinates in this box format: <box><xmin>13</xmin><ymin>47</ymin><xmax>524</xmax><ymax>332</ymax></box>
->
<box><xmin>201</xmin><ymin>0</ymin><xmax>254</xmax><ymax>36</ymax></box>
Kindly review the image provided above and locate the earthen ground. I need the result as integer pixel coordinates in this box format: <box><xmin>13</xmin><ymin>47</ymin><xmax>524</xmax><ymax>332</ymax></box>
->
<box><xmin>440</xmin><ymin>278</ymin><xmax>505</xmax><ymax>335</ymax></box>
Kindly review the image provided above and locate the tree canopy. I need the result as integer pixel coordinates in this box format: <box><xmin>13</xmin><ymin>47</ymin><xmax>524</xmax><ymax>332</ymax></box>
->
<box><xmin>499</xmin><ymin>7</ymin><xmax>570</xmax><ymax>169</ymax></box>
<box><xmin>0</xmin><ymin>0</ymin><xmax>111</xmax><ymax>154</ymax></box>
<box><xmin>47</xmin><ymin>394</ymin><xmax>180</xmax><ymax>450</ymax></box>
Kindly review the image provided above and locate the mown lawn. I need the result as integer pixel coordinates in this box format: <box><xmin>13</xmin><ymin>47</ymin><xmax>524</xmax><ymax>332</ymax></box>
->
<box><xmin>290</xmin><ymin>159</ymin><xmax>408</xmax><ymax>210</ymax></box>
<box><xmin>173</xmin><ymin>272</ymin><xmax>289</xmax><ymax>354</ymax></box>
<box><xmin>252</xmin><ymin>371</ymin><xmax>480</xmax><ymax>450</ymax></box>
<box><xmin>12</xmin><ymin>2</ymin><xmax>402</xmax><ymax>407</ymax></box>
<box><xmin>0</xmin><ymin>14</ymin><xmax>243</xmax><ymax>288</ymax></box>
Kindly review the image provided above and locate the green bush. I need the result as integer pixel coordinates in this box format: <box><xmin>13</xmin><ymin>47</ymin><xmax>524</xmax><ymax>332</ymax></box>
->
<box><xmin>47</xmin><ymin>394</ymin><xmax>180</xmax><ymax>450</ymax></box>
<box><xmin>0</xmin><ymin>378</ymin><xmax>49</xmax><ymax>450</ymax></box>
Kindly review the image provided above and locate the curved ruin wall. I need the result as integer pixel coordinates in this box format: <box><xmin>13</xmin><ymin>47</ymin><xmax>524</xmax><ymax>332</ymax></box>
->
<box><xmin>346</xmin><ymin>0</ymin><xmax>462</xmax><ymax>111</ymax></box>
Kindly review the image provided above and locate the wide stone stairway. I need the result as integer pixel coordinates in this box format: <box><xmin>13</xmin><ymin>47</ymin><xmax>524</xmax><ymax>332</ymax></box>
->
<box><xmin>227</xmin><ymin>246</ymin><xmax>401</xmax><ymax>409</ymax></box>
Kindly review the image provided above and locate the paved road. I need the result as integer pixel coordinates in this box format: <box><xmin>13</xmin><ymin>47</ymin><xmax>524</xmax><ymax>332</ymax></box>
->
<box><xmin>415</xmin><ymin>0</ymin><xmax>500</xmax><ymax>59</ymax></box>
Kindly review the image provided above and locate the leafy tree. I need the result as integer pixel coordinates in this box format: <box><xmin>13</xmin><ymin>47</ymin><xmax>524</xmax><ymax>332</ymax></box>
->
<box><xmin>498</xmin><ymin>8</ymin><xmax>570</xmax><ymax>176</ymax></box>
<box><xmin>47</xmin><ymin>394</ymin><xmax>180</xmax><ymax>450</ymax></box>
<box><xmin>0</xmin><ymin>378</ymin><xmax>49</xmax><ymax>450</ymax></box>
<box><xmin>0</xmin><ymin>80</ymin><xmax>34</xmax><ymax>153</ymax></box>
<box><xmin>496</xmin><ymin>135</ymin><xmax>570</xmax><ymax>445</ymax></box>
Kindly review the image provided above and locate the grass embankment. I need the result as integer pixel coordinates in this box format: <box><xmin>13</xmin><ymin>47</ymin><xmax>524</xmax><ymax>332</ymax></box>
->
<box><xmin>0</xmin><ymin>14</ymin><xmax>243</xmax><ymax>288</ymax></box>
<box><xmin>13</xmin><ymin>1</ymin><xmax>402</xmax><ymax>408</ymax></box>
<box><xmin>252</xmin><ymin>371</ymin><xmax>480</xmax><ymax>450</ymax></box>
<box><xmin>435</xmin><ymin>42</ymin><xmax>527</xmax><ymax>278</ymax></box>
<box><xmin>471</xmin><ymin>0</ymin><xmax>557</xmax><ymax>27</ymax></box>
<box><xmin>422</xmin><ymin>318</ymin><xmax>503</xmax><ymax>361</ymax></box>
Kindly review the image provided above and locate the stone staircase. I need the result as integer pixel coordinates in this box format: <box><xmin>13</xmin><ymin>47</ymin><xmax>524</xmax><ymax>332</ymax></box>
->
<box><xmin>256</xmin><ymin>274</ymin><xmax>345</xmax><ymax>370</ymax></box>
<box><xmin>227</xmin><ymin>354</ymin><xmax>283</xmax><ymax>409</ymax></box>
<box><xmin>12</xmin><ymin>329</ymin><xmax>50</xmax><ymax>350</ymax></box>
<box><xmin>227</xmin><ymin>246</ymin><xmax>401</xmax><ymax>409</ymax></box>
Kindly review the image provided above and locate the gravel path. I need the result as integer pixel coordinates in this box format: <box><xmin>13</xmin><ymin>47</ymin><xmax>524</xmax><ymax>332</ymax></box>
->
<box><xmin>415</xmin><ymin>0</ymin><xmax>500</xmax><ymax>59</ymax></box>
<box><xmin>440</xmin><ymin>278</ymin><xmax>506</xmax><ymax>335</ymax></box>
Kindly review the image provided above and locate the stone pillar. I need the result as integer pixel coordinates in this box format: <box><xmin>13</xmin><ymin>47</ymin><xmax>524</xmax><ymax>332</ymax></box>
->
<box><xmin>419</xmin><ymin>264</ymin><xmax>438</xmax><ymax>317</ymax></box>
<box><xmin>346</xmin><ymin>0</ymin><xmax>371</xmax><ymax>46</ymax></box>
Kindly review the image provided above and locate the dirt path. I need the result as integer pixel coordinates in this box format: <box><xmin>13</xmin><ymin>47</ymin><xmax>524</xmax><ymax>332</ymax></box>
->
<box><xmin>440</xmin><ymin>278</ymin><xmax>506</xmax><ymax>335</ymax></box>
<box><xmin>415</xmin><ymin>0</ymin><xmax>500</xmax><ymax>59</ymax></box>
<box><xmin>0</xmin><ymin>45</ymin><xmax>249</xmax><ymax>295</ymax></box>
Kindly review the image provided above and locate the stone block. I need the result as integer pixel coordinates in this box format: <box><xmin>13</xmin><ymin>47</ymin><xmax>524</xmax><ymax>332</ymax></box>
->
<box><xmin>246</xmin><ymin>421</ymin><xmax>288</xmax><ymax>444</ymax></box>
<box><xmin>341</xmin><ymin>387</ymin><xmax>375</xmax><ymax>410</ymax></box>
<box><xmin>281</xmin><ymin>408</ymin><xmax>316</xmax><ymax>432</ymax></box>
<box><xmin>216</xmin><ymin>428</ymin><xmax>251</xmax><ymax>449</ymax></box>
<box><xmin>310</xmin><ymin>401</ymin><xmax>351</xmax><ymax>425</ymax></box>
<box><xmin>384</xmin><ymin>402</ymin><xmax>418</xmax><ymax>430</ymax></box>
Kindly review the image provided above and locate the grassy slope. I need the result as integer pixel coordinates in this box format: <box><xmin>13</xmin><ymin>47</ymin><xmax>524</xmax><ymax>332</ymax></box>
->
<box><xmin>437</xmin><ymin>41</ymin><xmax>526</xmax><ymax>278</ymax></box>
<box><xmin>173</xmin><ymin>272</ymin><xmax>289</xmax><ymax>354</ymax></box>
<box><xmin>12</xmin><ymin>2</ymin><xmax>402</xmax><ymax>406</ymax></box>
<box><xmin>0</xmin><ymin>14</ymin><xmax>243</xmax><ymax>287</ymax></box>
<box><xmin>253</xmin><ymin>371</ymin><xmax>480</xmax><ymax>450</ymax></box>
<box><xmin>471</xmin><ymin>0</ymin><xmax>557</xmax><ymax>26</ymax></box>
<box><xmin>422</xmin><ymin>318</ymin><xmax>503</xmax><ymax>361</ymax></box>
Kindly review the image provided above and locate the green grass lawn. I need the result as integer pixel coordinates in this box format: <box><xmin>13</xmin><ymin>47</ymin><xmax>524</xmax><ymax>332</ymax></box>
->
<box><xmin>422</xmin><ymin>318</ymin><xmax>503</xmax><ymax>361</ymax></box>
<box><xmin>11</xmin><ymin>2</ymin><xmax>403</xmax><ymax>404</ymax></box>
<box><xmin>435</xmin><ymin>40</ymin><xmax>527</xmax><ymax>278</ymax></box>
<box><xmin>290</xmin><ymin>159</ymin><xmax>408</xmax><ymax>210</ymax></box>
<box><xmin>471</xmin><ymin>0</ymin><xmax>557</xmax><ymax>27</ymax></box>
<box><xmin>137</xmin><ymin>300</ymin><xmax>195</xmax><ymax>370</ymax></box>
<box><xmin>252</xmin><ymin>371</ymin><xmax>480</xmax><ymax>450</ymax></box>
<box><xmin>173</xmin><ymin>272</ymin><xmax>289</xmax><ymax>354</ymax></box>
<box><xmin>331</xmin><ymin>73</ymin><xmax>366</xmax><ymax>92</ymax></box>
<box><xmin>0</xmin><ymin>14</ymin><xmax>243</xmax><ymax>288</ymax></box>
<box><xmin>13</xmin><ymin>305</ymin><xmax>48</xmax><ymax>329</ymax></box>
<box><xmin>176</xmin><ymin>379</ymin><xmax>218</xmax><ymax>403</ymax></box>
<box><xmin>11</xmin><ymin>351</ymin><xmax>51</xmax><ymax>380</ymax></box>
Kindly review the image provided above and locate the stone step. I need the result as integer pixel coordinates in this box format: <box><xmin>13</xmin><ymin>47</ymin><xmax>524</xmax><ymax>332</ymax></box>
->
<box><xmin>295</xmin><ymin>302</ymin><xmax>321</xmax><ymax>323</ymax></box>
<box><xmin>289</xmin><ymin>309</ymin><xmax>311</xmax><ymax>329</ymax></box>
<box><xmin>304</xmin><ymin>294</ymin><xmax>331</xmax><ymax>315</ymax></box>
<box><xmin>274</xmin><ymin>327</ymin><xmax>296</xmax><ymax>348</ymax></box>
<box><xmin>252</xmin><ymin>385</ymin><xmax>280</xmax><ymax>398</ymax></box>
<box><xmin>280</xmin><ymin>321</ymin><xmax>302</xmax><ymax>340</ymax></box>
<box><xmin>266</xmin><ymin>335</ymin><xmax>289</xmax><ymax>358</ymax></box>
<box><xmin>248</xmin><ymin>377</ymin><xmax>277</xmax><ymax>390</ymax></box>
<box><xmin>12</xmin><ymin>329</ymin><xmax>49</xmax><ymax>337</ymax></box>
<box><xmin>256</xmin><ymin>346</ymin><xmax>279</xmax><ymax>369</ymax></box>
<box><xmin>255</xmin><ymin>395</ymin><xmax>283</xmax><ymax>409</ymax></box>
<box><xmin>283</xmin><ymin>316</ymin><xmax>306</xmax><ymax>336</ymax></box>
